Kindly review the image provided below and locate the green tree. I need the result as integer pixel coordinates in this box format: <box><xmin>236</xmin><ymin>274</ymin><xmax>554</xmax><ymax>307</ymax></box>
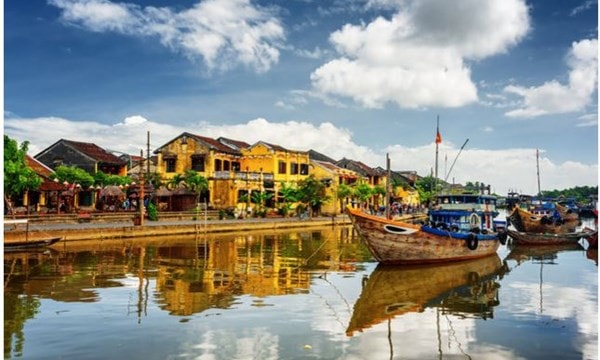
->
<box><xmin>94</xmin><ymin>171</ymin><xmax>132</xmax><ymax>186</ymax></box>
<box><xmin>337</xmin><ymin>183</ymin><xmax>354</xmax><ymax>213</ymax></box>
<box><xmin>297</xmin><ymin>176</ymin><xmax>330</xmax><ymax>218</ymax></box>
<box><xmin>167</xmin><ymin>173</ymin><xmax>186</xmax><ymax>190</ymax></box>
<box><xmin>4</xmin><ymin>135</ymin><xmax>42</xmax><ymax>214</ymax></box>
<box><xmin>184</xmin><ymin>170</ymin><xmax>208</xmax><ymax>194</ymax></box>
<box><xmin>251</xmin><ymin>191</ymin><xmax>273</xmax><ymax>216</ymax></box>
<box><xmin>415</xmin><ymin>176</ymin><xmax>438</xmax><ymax>205</ymax></box>
<box><xmin>52</xmin><ymin>165</ymin><xmax>95</xmax><ymax>188</ymax></box>
<box><xmin>278</xmin><ymin>182</ymin><xmax>298</xmax><ymax>216</ymax></box>
<box><xmin>352</xmin><ymin>183</ymin><xmax>373</xmax><ymax>209</ymax></box>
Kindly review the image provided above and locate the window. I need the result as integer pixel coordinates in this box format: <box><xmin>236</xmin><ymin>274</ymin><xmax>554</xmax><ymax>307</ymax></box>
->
<box><xmin>232</xmin><ymin>162</ymin><xmax>241</xmax><ymax>171</ymax></box>
<box><xmin>191</xmin><ymin>155</ymin><xmax>205</xmax><ymax>171</ymax></box>
<box><xmin>300</xmin><ymin>164</ymin><xmax>309</xmax><ymax>175</ymax></box>
<box><xmin>214</xmin><ymin>159</ymin><xmax>222</xmax><ymax>171</ymax></box>
<box><xmin>223</xmin><ymin>160</ymin><xmax>230</xmax><ymax>171</ymax></box>
<box><xmin>165</xmin><ymin>158</ymin><xmax>176</xmax><ymax>173</ymax></box>
<box><xmin>290</xmin><ymin>162</ymin><xmax>298</xmax><ymax>175</ymax></box>
<box><xmin>278</xmin><ymin>161</ymin><xmax>286</xmax><ymax>174</ymax></box>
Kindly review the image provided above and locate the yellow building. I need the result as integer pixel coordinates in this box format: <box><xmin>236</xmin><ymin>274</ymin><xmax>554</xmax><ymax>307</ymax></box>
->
<box><xmin>239</xmin><ymin>141</ymin><xmax>310</xmax><ymax>213</ymax></box>
<box><xmin>310</xmin><ymin>159</ymin><xmax>362</xmax><ymax>215</ymax></box>
<box><xmin>154</xmin><ymin>132</ymin><xmax>247</xmax><ymax>209</ymax></box>
<box><xmin>154</xmin><ymin>134</ymin><xmax>311</xmax><ymax>211</ymax></box>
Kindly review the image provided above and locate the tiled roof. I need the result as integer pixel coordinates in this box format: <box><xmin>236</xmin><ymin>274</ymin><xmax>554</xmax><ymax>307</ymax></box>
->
<box><xmin>26</xmin><ymin>155</ymin><xmax>64</xmax><ymax>191</ymax></box>
<box><xmin>26</xmin><ymin>155</ymin><xmax>54</xmax><ymax>178</ymax></box>
<box><xmin>188</xmin><ymin>133</ymin><xmax>242</xmax><ymax>155</ymax></box>
<box><xmin>63</xmin><ymin>139</ymin><xmax>124</xmax><ymax>164</ymax></box>
<box><xmin>217</xmin><ymin>137</ymin><xmax>251</xmax><ymax>150</ymax></box>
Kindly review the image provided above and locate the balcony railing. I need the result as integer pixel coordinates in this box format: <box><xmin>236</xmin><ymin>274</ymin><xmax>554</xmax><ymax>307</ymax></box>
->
<box><xmin>213</xmin><ymin>171</ymin><xmax>274</xmax><ymax>181</ymax></box>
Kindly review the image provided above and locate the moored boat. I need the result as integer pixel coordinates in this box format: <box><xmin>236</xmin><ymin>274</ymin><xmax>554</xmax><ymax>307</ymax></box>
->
<box><xmin>507</xmin><ymin>228</ymin><xmax>594</xmax><ymax>246</ymax></box>
<box><xmin>4</xmin><ymin>219</ymin><xmax>62</xmax><ymax>251</ymax></box>
<box><xmin>346</xmin><ymin>206</ymin><xmax>500</xmax><ymax>264</ymax></box>
<box><xmin>4</xmin><ymin>237</ymin><xmax>62</xmax><ymax>251</ymax></box>
<box><xmin>507</xmin><ymin>206</ymin><xmax>578</xmax><ymax>234</ymax></box>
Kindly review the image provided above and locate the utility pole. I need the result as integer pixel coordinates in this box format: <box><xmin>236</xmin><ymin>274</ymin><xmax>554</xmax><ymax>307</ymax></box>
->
<box><xmin>139</xmin><ymin>149</ymin><xmax>145</xmax><ymax>226</ymax></box>
<box><xmin>146</xmin><ymin>131</ymin><xmax>151</xmax><ymax>178</ymax></box>
<box><xmin>386</xmin><ymin>153</ymin><xmax>391</xmax><ymax>219</ymax></box>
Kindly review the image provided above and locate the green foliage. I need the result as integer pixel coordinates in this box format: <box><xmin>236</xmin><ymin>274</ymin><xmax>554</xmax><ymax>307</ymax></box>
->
<box><xmin>415</xmin><ymin>176</ymin><xmax>438</xmax><ymax>204</ymax></box>
<box><xmin>147</xmin><ymin>202</ymin><xmax>158</xmax><ymax>221</ymax></box>
<box><xmin>251</xmin><ymin>191</ymin><xmax>273</xmax><ymax>214</ymax></box>
<box><xmin>542</xmin><ymin>186</ymin><xmax>598</xmax><ymax>203</ymax></box>
<box><xmin>94</xmin><ymin>171</ymin><xmax>132</xmax><ymax>186</ymax></box>
<box><xmin>4</xmin><ymin>135</ymin><xmax>42</xmax><ymax>198</ymax></box>
<box><xmin>52</xmin><ymin>165</ymin><xmax>95</xmax><ymax>188</ymax></box>
<box><xmin>144</xmin><ymin>172</ymin><xmax>163</xmax><ymax>188</ymax></box>
<box><xmin>372</xmin><ymin>185</ymin><xmax>387</xmax><ymax>196</ymax></box>
<box><xmin>297</xmin><ymin>175</ymin><xmax>330</xmax><ymax>216</ymax></box>
<box><xmin>352</xmin><ymin>183</ymin><xmax>373</xmax><ymax>203</ymax></box>
<box><xmin>277</xmin><ymin>182</ymin><xmax>298</xmax><ymax>216</ymax></box>
<box><xmin>184</xmin><ymin>170</ymin><xmax>208</xmax><ymax>193</ymax></box>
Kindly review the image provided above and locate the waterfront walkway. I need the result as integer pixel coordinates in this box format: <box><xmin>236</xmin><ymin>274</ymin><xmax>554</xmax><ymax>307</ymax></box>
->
<box><xmin>4</xmin><ymin>210</ymin><xmax>427</xmax><ymax>243</ymax></box>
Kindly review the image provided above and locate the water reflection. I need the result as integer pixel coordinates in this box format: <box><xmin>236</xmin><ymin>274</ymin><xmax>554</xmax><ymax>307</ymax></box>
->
<box><xmin>346</xmin><ymin>255</ymin><xmax>505</xmax><ymax>336</ymax></box>
<box><xmin>4</xmin><ymin>226</ymin><xmax>369</xmax><ymax>357</ymax></box>
<box><xmin>3</xmin><ymin>225</ymin><xmax>597</xmax><ymax>360</ymax></box>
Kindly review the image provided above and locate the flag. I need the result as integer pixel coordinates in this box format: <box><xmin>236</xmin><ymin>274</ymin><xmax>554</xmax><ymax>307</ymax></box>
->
<box><xmin>435</xmin><ymin>129</ymin><xmax>442</xmax><ymax>144</ymax></box>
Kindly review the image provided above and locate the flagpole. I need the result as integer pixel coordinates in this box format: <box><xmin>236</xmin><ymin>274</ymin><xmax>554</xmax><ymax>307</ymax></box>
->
<box><xmin>435</xmin><ymin>115</ymin><xmax>439</xmax><ymax>195</ymax></box>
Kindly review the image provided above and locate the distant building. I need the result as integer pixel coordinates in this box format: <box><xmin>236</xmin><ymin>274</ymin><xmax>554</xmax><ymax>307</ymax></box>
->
<box><xmin>35</xmin><ymin>139</ymin><xmax>127</xmax><ymax>176</ymax></box>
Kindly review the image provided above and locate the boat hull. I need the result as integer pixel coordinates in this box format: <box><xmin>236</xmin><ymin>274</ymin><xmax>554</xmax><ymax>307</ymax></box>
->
<box><xmin>347</xmin><ymin>207</ymin><xmax>499</xmax><ymax>264</ymax></box>
<box><xmin>4</xmin><ymin>237</ymin><xmax>61</xmax><ymax>251</ymax></box>
<box><xmin>507</xmin><ymin>229</ymin><xmax>590</xmax><ymax>246</ymax></box>
<box><xmin>508</xmin><ymin>207</ymin><xmax>577</xmax><ymax>234</ymax></box>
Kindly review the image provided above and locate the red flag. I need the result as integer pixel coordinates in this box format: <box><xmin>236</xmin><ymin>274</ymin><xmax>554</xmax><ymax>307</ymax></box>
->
<box><xmin>435</xmin><ymin>130</ymin><xmax>442</xmax><ymax>144</ymax></box>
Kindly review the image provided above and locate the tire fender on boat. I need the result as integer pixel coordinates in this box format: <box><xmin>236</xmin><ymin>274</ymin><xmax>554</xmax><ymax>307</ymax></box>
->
<box><xmin>466</xmin><ymin>233</ymin><xmax>479</xmax><ymax>250</ymax></box>
<box><xmin>498</xmin><ymin>231</ymin><xmax>508</xmax><ymax>245</ymax></box>
<box><xmin>469</xmin><ymin>213</ymin><xmax>481</xmax><ymax>229</ymax></box>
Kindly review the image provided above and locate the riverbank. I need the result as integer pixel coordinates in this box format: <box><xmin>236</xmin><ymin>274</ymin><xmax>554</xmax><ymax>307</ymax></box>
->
<box><xmin>4</xmin><ymin>212</ymin><xmax>428</xmax><ymax>243</ymax></box>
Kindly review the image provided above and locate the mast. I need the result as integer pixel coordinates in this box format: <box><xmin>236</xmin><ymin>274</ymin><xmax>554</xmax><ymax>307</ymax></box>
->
<box><xmin>434</xmin><ymin>116</ymin><xmax>440</xmax><ymax>194</ymax></box>
<box><xmin>386</xmin><ymin>153</ymin><xmax>391</xmax><ymax>219</ymax></box>
<box><xmin>444</xmin><ymin>138</ymin><xmax>469</xmax><ymax>183</ymax></box>
<box><xmin>536</xmin><ymin>148</ymin><xmax>542</xmax><ymax>196</ymax></box>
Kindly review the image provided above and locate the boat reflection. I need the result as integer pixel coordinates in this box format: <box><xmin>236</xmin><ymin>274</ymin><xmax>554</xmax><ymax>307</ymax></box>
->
<box><xmin>346</xmin><ymin>254</ymin><xmax>505</xmax><ymax>336</ymax></box>
<box><xmin>504</xmin><ymin>243</ymin><xmax>583</xmax><ymax>265</ymax></box>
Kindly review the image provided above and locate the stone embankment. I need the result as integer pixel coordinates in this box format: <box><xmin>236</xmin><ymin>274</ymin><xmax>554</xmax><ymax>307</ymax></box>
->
<box><xmin>4</xmin><ymin>210</ymin><xmax>428</xmax><ymax>243</ymax></box>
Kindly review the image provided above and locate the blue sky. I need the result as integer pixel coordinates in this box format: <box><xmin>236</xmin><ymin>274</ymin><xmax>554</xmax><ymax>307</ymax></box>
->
<box><xmin>3</xmin><ymin>0</ymin><xmax>598</xmax><ymax>195</ymax></box>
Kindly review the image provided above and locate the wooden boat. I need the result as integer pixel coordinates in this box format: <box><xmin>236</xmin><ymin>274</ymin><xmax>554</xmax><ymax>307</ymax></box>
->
<box><xmin>4</xmin><ymin>219</ymin><xmax>62</xmax><ymax>251</ymax></box>
<box><xmin>507</xmin><ymin>228</ymin><xmax>593</xmax><ymax>246</ymax></box>
<box><xmin>4</xmin><ymin>237</ymin><xmax>61</xmax><ymax>251</ymax></box>
<box><xmin>346</xmin><ymin>254</ymin><xmax>504</xmax><ymax>336</ymax></box>
<box><xmin>583</xmin><ymin>227</ymin><xmax>598</xmax><ymax>248</ymax></box>
<box><xmin>346</xmin><ymin>206</ymin><xmax>500</xmax><ymax>264</ymax></box>
<box><xmin>507</xmin><ymin>206</ymin><xmax>577</xmax><ymax>234</ymax></box>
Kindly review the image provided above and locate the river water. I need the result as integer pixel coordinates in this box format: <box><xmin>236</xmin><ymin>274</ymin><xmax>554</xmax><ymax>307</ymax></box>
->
<box><xmin>4</xmin><ymin>221</ymin><xmax>598</xmax><ymax>360</ymax></box>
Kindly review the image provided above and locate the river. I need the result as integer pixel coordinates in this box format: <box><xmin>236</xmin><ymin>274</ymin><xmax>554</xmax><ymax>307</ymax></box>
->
<box><xmin>4</xmin><ymin>220</ymin><xmax>598</xmax><ymax>359</ymax></box>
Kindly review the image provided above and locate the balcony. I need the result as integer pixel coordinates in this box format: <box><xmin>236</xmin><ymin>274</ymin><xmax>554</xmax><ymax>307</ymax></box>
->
<box><xmin>213</xmin><ymin>171</ymin><xmax>274</xmax><ymax>181</ymax></box>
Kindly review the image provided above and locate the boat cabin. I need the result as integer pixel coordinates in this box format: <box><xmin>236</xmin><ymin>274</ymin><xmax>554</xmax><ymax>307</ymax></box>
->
<box><xmin>435</xmin><ymin>194</ymin><xmax>498</xmax><ymax>213</ymax></box>
<box><xmin>430</xmin><ymin>194</ymin><xmax>499</xmax><ymax>233</ymax></box>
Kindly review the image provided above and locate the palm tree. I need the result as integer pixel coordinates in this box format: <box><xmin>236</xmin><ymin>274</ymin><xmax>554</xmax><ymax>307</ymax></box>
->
<box><xmin>278</xmin><ymin>182</ymin><xmax>298</xmax><ymax>216</ymax></box>
<box><xmin>167</xmin><ymin>173</ymin><xmax>186</xmax><ymax>190</ymax></box>
<box><xmin>184</xmin><ymin>170</ymin><xmax>208</xmax><ymax>205</ymax></box>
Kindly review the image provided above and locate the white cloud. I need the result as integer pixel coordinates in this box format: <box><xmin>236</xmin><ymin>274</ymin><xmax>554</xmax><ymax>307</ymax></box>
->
<box><xmin>311</xmin><ymin>0</ymin><xmax>530</xmax><ymax>109</ymax></box>
<box><xmin>504</xmin><ymin>38</ymin><xmax>598</xmax><ymax>118</ymax></box>
<box><xmin>4</xmin><ymin>115</ymin><xmax>596</xmax><ymax>196</ymax></box>
<box><xmin>49</xmin><ymin>0</ymin><xmax>285</xmax><ymax>73</ymax></box>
